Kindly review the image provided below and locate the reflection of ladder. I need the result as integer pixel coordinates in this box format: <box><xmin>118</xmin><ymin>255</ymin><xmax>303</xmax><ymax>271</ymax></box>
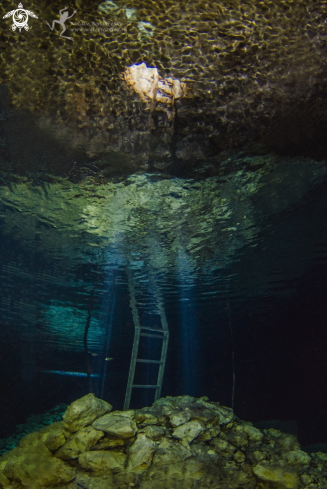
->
<box><xmin>124</xmin><ymin>270</ymin><xmax>169</xmax><ymax>410</ymax></box>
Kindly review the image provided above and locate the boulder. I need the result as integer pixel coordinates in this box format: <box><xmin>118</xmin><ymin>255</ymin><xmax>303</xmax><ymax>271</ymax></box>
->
<box><xmin>196</xmin><ymin>399</ymin><xmax>234</xmax><ymax>425</ymax></box>
<box><xmin>55</xmin><ymin>426</ymin><xmax>104</xmax><ymax>460</ymax></box>
<box><xmin>63</xmin><ymin>393</ymin><xmax>112</xmax><ymax>432</ymax></box>
<box><xmin>93</xmin><ymin>413</ymin><xmax>137</xmax><ymax>439</ymax></box>
<box><xmin>283</xmin><ymin>450</ymin><xmax>311</xmax><ymax>465</ymax></box>
<box><xmin>0</xmin><ymin>471</ymin><xmax>11</xmax><ymax>489</ymax></box>
<box><xmin>152</xmin><ymin>438</ymin><xmax>192</xmax><ymax>466</ymax></box>
<box><xmin>91</xmin><ymin>436</ymin><xmax>125</xmax><ymax>450</ymax></box>
<box><xmin>253</xmin><ymin>462</ymin><xmax>299</xmax><ymax>489</ymax></box>
<box><xmin>127</xmin><ymin>434</ymin><xmax>156</xmax><ymax>473</ymax></box>
<box><xmin>198</xmin><ymin>425</ymin><xmax>220</xmax><ymax>442</ymax></box>
<box><xmin>41</xmin><ymin>423</ymin><xmax>67</xmax><ymax>451</ymax></box>
<box><xmin>3</xmin><ymin>449</ymin><xmax>75</xmax><ymax>488</ymax></box>
<box><xmin>144</xmin><ymin>425</ymin><xmax>166</xmax><ymax>440</ymax></box>
<box><xmin>243</xmin><ymin>424</ymin><xmax>264</xmax><ymax>442</ymax></box>
<box><xmin>142</xmin><ymin>458</ymin><xmax>205</xmax><ymax>488</ymax></box>
<box><xmin>172</xmin><ymin>420</ymin><xmax>206</xmax><ymax>444</ymax></box>
<box><xmin>134</xmin><ymin>407</ymin><xmax>165</xmax><ymax>425</ymax></box>
<box><xmin>169</xmin><ymin>409</ymin><xmax>191</xmax><ymax>427</ymax></box>
<box><xmin>78</xmin><ymin>450</ymin><xmax>126</xmax><ymax>472</ymax></box>
<box><xmin>234</xmin><ymin>450</ymin><xmax>246</xmax><ymax>463</ymax></box>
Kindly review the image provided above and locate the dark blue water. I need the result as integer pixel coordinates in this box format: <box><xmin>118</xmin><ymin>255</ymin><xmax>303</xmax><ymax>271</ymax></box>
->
<box><xmin>1</xmin><ymin>169</ymin><xmax>327</xmax><ymax>448</ymax></box>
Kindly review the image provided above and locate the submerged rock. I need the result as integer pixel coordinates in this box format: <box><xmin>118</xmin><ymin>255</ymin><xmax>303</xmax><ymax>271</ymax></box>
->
<box><xmin>172</xmin><ymin>420</ymin><xmax>206</xmax><ymax>443</ymax></box>
<box><xmin>253</xmin><ymin>462</ymin><xmax>299</xmax><ymax>488</ymax></box>
<box><xmin>63</xmin><ymin>393</ymin><xmax>112</xmax><ymax>432</ymax></box>
<box><xmin>78</xmin><ymin>449</ymin><xmax>126</xmax><ymax>471</ymax></box>
<box><xmin>1</xmin><ymin>441</ymin><xmax>76</xmax><ymax>488</ymax></box>
<box><xmin>0</xmin><ymin>394</ymin><xmax>327</xmax><ymax>488</ymax></box>
<box><xmin>127</xmin><ymin>433</ymin><xmax>156</xmax><ymax>473</ymax></box>
<box><xmin>92</xmin><ymin>412</ymin><xmax>137</xmax><ymax>439</ymax></box>
<box><xmin>54</xmin><ymin>426</ymin><xmax>104</xmax><ymax>460</ymax></box>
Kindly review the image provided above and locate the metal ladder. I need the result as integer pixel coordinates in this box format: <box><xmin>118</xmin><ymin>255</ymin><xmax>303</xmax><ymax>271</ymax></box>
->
<box><xmin>124</xmin><ymin>269</ymin><xmax>169</xmax><ymax>410</ymax></box>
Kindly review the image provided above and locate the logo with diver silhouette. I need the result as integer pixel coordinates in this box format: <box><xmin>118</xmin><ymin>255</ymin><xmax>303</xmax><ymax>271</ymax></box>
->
<box><xmin>2</xmin><ymin>3</ymin><xmax>38</xmax><ymax>32</ymax></box>
<box><xmin>45</xmin><ymin>6</ymin><xmax>77</xmax><ymax>41</ymax></box>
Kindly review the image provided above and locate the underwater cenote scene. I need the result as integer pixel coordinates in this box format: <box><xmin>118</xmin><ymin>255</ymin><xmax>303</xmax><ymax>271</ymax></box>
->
<box><xmin>1</xmin><ymin>0</ymin><xmax>327</xmax><ymax>487</ymax></box>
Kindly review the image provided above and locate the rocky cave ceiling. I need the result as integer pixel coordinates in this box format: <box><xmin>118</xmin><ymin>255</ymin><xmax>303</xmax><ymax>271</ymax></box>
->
<box><xmin>0</xmin><ymin>0</ymin><xmax>327</xmax><ymax>179</ymax></box>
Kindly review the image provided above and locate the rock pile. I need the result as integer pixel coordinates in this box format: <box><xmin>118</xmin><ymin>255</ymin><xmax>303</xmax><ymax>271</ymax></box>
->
<box><xmin>0</xmin><ymin>393</ymin><xmax>326</xmax><ymax>488</ymax></box>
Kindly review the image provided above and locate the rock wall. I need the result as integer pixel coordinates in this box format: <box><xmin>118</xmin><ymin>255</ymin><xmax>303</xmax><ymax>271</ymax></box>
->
<box><xmin>1</xmin><ymin>1</ymin><xmax>327</xmax><ymax>173</ymax></box>
<box><xmin>0</xmin><ymin>393</ymin><xmax>326</xmax><ymax>488</ymax></box>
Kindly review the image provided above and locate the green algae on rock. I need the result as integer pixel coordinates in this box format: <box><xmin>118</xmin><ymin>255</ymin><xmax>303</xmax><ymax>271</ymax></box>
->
<box><xmin>0</xmin><ymin>393</ymin><xmax>327</xmax><ymax>488</ymax></box>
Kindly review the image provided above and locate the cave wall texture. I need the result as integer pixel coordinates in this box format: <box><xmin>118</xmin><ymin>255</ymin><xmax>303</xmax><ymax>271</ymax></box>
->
<box><xmin>1</xmin><ymin>0</ymin><xmax>327</xmax><ymax>175</ymax></box>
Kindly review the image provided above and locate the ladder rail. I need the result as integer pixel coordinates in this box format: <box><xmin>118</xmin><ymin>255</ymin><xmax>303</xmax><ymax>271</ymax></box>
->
<box><xmin>155</xmin><ymin>332</ymin><xmax>169</xmax><ymax>400</ymax></box>
<box><xmin>124</xmin><ymin>326</ymin><xmax>140</xmax><ymax>410</ymax></box>
<box><xmin>124</xmin><ymin>270</ymin><xmax>142</xmax><ymax>411</ymax></box>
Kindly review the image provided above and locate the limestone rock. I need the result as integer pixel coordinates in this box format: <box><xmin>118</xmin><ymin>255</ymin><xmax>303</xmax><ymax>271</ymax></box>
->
<box><xmin>19</xmin><ymin>437</ymin><xmax>51</xmax><ymax>455</ymax></box>
<box><xmin>226</xmin><ymin>431</ymin><xmax>248</xmax><ymax>448</ymax></box>
<box><xmin>152</xmin><ymin>438</ymin><xmax>192</xmax><ymax>466</ymax></box>
<box><xmin>93</xmin><ymin>413</ymin><xmax>137</xmax><ymax>439</ymax></box>
<box><xmin>253</xmin><ymin>462</ymin><xmax>299</xmax><ymax>489</ymax></box>
<box><xmin>143</xmin><ymin>458</ymin><xmax>205</xmax><ymax>488</ymax></box>
<box><xmin>2</xmin><ymin>393</ymin><xmax>324</xmax><ymax>489</ymax></box>
<box><xmin>213</xmin><ymin>438</ymin><xmax>235</xmax><ymax>454</ymax></box>
<box><xmin>243</xmin><ymin>424</ymin><xmax>264</xmax><ymax>442</ymax></box>
<box><xmin>4</xmin><ymin>0</ymin><xmax>327</xmax><ymax>167</ymax></box>
<box><xmin>198</xmin><ymin>425</ymin><xmax>220</xmax><ymax>442</ymax></box>
<box><xmin>144</xmin><ymin>425</ymin><xmax>166</xmax><ymax>440</ymax></box>
<box><xmin>278</xmin><ymin>433</ymin><xmax>300</xmax><ymax>452</ymax></box>
<box><xmin>196</xmin><ymin>400</ymin><xmax>234</xmax><ymax>425</ymax></box>
<box><xmin>134</xmin><ymin>407</ymin><xmax>165</xmax><ymax>425</ymax></box>
<box><xmin>78</xmin><ymin>450</ymin><xmax>126</xmax><ymax>472</ymax></box>
<box><xmin>169</xmin><ymin>409</ymin><xmax>191</xmax><ymax>427</ymax></box>
<box><xmin>234</xmin><ymin>450</ymin><xmax>246</xmax><ymax>463</ymax></box>
<box><xmin>153</xmin><ymin>397</ymin><xmax>176</xmax><ymax>416</ymax></box>
<box><xmin>172</xmin><ymin>420</ymin><xmax>206</xmax><ymax>444</ymax></box>
<box><xmin>127</xmin><ymin>433</ymin><xmax>156</xmax><ymax>473</ymax></box>
<box><xmin>63</xmin><ymin>393</ymin><xmax>112</xmax><ymax>432</ymax></box>
<box><xmin>115</xmin><ymin>409</ymin><xmax>135</xmax><ymax>419</ymax></box>
<box><xmin>268</xmin><ymin>428</ymin><xmax>282</xmax><ymax>438</ymax></box>
<box><xmin>0</xmin><ymin>471</ymin><xmax>11</xmax><ymax>489</ymax></box>
<box><xmin>42</xmin><ymin>425</ymin><xmax>67</xmax><ymax>452</ymax></box>
<box><xmin>76</xmin><ymin>472</ymin><xmax>115</xmax><ymax>489</ymax></box>
<box><xmin>55</xmin><ymin>426</ymin><xmax>104</xmax><ymax>460</ymax></box>
<box><xmin>283</xmin><ymin>450</ymin><xmax>311</xmax><ymax>465</ymax></box>
<box><xmin>301</xmin><ymin>473</ymin><xmax>313</xmax><ymax>486</ymax></box>
<box><xmin>190</xmin><ymin>408</ymin><xmax>217</xmax><ymax>425</ymax></box>
<box><xmin>124</xmin><ymin>63</ymin><xmax>186</xmax><ymax>105</ymax></box>
<box><xmin>3</xmin><ymin>450</ymin><xmax>75</xmax><ymax>488</ymax></box>
<box><xmin>253</xmin><ymin>450</ymin><xmax>266</xmax><ymax>462</ymax></box>
<box><xmin>91</xmin><ymin>436</ymin><xmax>125</xmax><ymax>450</ymax></box>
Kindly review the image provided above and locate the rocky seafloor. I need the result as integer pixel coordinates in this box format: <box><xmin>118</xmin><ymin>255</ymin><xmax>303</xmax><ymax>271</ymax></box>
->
<box><xmin>0</xmin><ymin>394</ymin><xmax>326</xmax><ymax>489</ymax></box>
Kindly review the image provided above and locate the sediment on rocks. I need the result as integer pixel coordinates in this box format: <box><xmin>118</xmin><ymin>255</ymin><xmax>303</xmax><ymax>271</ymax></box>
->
<box><xmin>0</xmin><ymin>393</ymin><xmax>326</xmax><ymax>488</ymax></box>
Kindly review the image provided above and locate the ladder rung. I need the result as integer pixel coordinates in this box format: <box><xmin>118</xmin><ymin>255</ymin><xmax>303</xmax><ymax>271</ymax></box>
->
<box><xmin>136</xmin><ymin>359</ymin><xmax>163</xmax><ymax>364</ymax></box>
<box><xmin>140</xmin><ymin>333</ymin><xmax>164</xmax><ymax>339</ymax></box>
<box><xmin>133</xmin><ymin>384</ymin><xmax>160</xmax><ymax>388</ymax></box>
<box><xmin>140</xmin><ymin>326</ymin><xmax>164</xmax><ymax>333</ymax></box>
